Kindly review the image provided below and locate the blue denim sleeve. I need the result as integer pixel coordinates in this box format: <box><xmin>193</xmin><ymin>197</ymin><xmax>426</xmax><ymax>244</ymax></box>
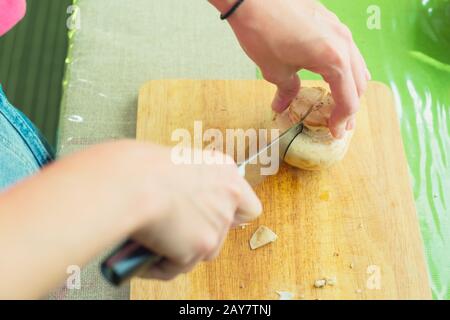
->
<box><xmin>0</xmin><ymin>85</ymin><xmax>54</xmax><ymax>190</ymax></box>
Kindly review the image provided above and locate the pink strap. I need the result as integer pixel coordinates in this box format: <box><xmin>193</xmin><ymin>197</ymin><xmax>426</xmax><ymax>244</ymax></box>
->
<box><xmin>0</xmin><ymin>0</ymin><xmax>26</xmax><ymax>36</ymax></box>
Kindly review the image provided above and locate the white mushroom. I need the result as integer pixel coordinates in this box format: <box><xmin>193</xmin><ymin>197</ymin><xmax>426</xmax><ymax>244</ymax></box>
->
<box><xmin>274</xmin><ymin>87</ymin><xmax>354</xmax><ymax>171</ymax></box>
<box><xmin>326</xmin><ymin>276</ymin><xmax>337</xmax><ymax>286</ymax></box>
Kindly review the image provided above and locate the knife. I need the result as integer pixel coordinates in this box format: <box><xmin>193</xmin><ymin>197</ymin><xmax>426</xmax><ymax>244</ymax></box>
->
<box><xmin>101</xmin><ymin>121</ymin><xmax>305</xmax><ymax>286</ymax></box>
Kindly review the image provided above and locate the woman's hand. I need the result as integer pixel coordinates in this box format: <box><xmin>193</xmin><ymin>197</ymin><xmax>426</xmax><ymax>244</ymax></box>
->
<box><xmin>130</xmin><ymin>144</ymin><xmax>262</xmax><ymax>280</ymax></box>
<box><xmin>0</xmin><ymin>140</ymin><xmax>261</xmax><ymax>298</ymax></box>
<box><xmin>210</xmin><ymin>0</ymin><xmax>370</xmax><ymax>138</ymax></box>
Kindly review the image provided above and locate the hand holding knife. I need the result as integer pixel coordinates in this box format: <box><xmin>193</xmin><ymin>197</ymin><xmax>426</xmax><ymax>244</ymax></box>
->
<box><xmin>101</xmin><ymin>120</ymin><xmax>305</xmax><ymax>286</ymax></box>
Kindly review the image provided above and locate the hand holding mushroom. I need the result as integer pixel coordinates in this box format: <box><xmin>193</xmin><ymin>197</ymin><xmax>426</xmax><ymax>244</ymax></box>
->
<box><xmin>210</xmin><ymin>0</ymin><xmax>370</xmax><ymax>139</ymax></box>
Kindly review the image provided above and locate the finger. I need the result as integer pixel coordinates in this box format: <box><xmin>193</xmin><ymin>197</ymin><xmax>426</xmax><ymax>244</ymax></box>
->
<box><xmin>346</xmin><ymin>115</ymin><xmax>356</xmax><ymax>131</ymax></box>
<box><xmin>345</xmin><ymin>43</ymin><xmax>366</xmax><ymax>131</ymax></box>
<box><xmin>352</xmin><ymin>42</ymin><xmax>371</xmax><ymax>81</ymax></box>
<box><xmin>366</xmin><ymin>68</ymin><xmax>372</xmax><ymax>81</ymax></box>
<box><xmin>270</xmin><ymin>73</ymin><xmax>301</xmax><ymax>113</ymax></box>
<box><xmin>357</xmin><ymin>46</ymin><xmax>371</xmax><ymax>81</ymax></box>
<box><xmin>332</xmin><ymin>24</ymin><xmax>367</xmax><ymax>98</ymax></box>
<box><xmin>327</xmin><ymin>19</ymin><xmax>370</xmax><ymax>85</ymax></box>
<box><xmin>324</xmin><ymin>23</ymin><xmax>365</xmax><ymax>133</ymax></box>
<box><xmin>322</xmin><ymin>64</ymin><xmax>359</xmax><ymax>139</ymax></box>
<box><xmin>204</xmin><ymin>225</ymin><xmax>228</xmax><ymax>261</ymax></box>
<box><xmin>349</xmin><ymin>43</ymin><xmax>368</xmax><ymax>98</ymax></box>
<box><xmin>234</xmin><ymin>178</ymin><xmax>262</xmax><ymax>225</ymax></box>
<box><xmin>315</xmin><ymin>2</ymin><xmax>341</xmax><ymax>24</ymax></box>
<box><xmin>143</xmin><ymin>257</ymin><xmax>200</xmax><ymax>281</ymax></box>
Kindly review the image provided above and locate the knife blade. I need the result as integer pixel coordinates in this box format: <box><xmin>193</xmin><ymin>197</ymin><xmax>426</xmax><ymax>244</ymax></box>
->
<box><xmin>101</xmin><ymin>122</ymin><xmax>304</xmax><ymax>286</ymax></box>
<box><xmin>238</xmin><ymin>121</ymin><xmax>304</xmax><ymax>187</ymax></box>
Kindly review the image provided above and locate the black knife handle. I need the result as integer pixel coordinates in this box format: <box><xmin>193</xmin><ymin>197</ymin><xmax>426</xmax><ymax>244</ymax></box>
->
<box><xmin>101</xmin><ymin>239</ymin><xmax>163</xmax><ymax>286</ymax></box>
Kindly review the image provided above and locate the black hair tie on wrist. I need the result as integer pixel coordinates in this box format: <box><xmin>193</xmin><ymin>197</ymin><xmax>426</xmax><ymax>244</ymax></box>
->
<box><xmin>220</xmin><ymin>0</ymin><xmax>245</xmax><ymax>20</ymax></box>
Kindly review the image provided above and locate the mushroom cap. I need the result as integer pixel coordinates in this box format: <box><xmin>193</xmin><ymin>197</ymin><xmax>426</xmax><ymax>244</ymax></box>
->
<box><xmin>274</xmin><ymin>87</ymin><xmax>354</xmax><ymax>171</ymax></box>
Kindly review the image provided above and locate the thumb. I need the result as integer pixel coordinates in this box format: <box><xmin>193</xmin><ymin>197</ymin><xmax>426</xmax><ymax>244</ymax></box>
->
<box><xmin>270</xmin><ymin>73</ymin><xmax>301</xmax><ymax>113</ymax></box>
<box><xmin>234</xmin><ymin>179</ymin><xmax>262</xmax><ymax>226</ymax></box>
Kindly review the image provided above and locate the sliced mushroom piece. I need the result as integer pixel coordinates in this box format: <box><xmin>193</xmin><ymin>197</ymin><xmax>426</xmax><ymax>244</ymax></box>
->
<box><xmin>326</xmin><ymin>276</ymin><xmax>337</xmax><ymax>286</ymax></box>
<box><xmin>314</xmin><ymin>279</ymin><xmax>327</xmax><ymax>288</ymax></box>
<box><xmin>249</xmin><ymin>226</ymin><xmax>278</xmax><ymax>250</ymax></box>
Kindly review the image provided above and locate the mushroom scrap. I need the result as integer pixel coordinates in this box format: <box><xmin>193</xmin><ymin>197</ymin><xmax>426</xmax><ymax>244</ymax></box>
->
<box><xmin>249</xmin><ymin>226</ymin><xmax>278</xmax><ymax>250</ymax></box>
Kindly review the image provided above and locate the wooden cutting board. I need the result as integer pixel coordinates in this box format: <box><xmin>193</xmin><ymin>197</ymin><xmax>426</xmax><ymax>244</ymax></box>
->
<box><xmin>131</xmin><ymin>80</ymin><xmax>431</xmax><ymax>300</ymax></box>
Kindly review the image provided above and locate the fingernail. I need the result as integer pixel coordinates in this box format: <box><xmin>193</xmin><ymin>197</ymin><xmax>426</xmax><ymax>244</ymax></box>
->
<box><xmin>333</xmin><ymin>125</ymin><xmax>345</xmax><ymax>139</ymax></box>
<box><xmin>366</xmin><ymin>68</ymin><xmax>372</xmax><ymax>81</ymax></box>
<box><xmin>346</xmin><ymin>118</ymin><xmax>356</xmax><ymax>131</ymax></box>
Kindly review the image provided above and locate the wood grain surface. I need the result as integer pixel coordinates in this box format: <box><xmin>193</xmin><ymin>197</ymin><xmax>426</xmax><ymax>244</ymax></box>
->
<box><xmin>131</xmin><ymin>80</ymin><xmax>431</xmax><ymax>300</ymax></box>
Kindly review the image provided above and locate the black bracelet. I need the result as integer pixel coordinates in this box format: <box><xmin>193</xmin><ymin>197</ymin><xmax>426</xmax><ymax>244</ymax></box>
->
<box><xmin>220</xmin><ymin>0</ymin><xmax>245</xmax><ymax>20</ymax></box>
